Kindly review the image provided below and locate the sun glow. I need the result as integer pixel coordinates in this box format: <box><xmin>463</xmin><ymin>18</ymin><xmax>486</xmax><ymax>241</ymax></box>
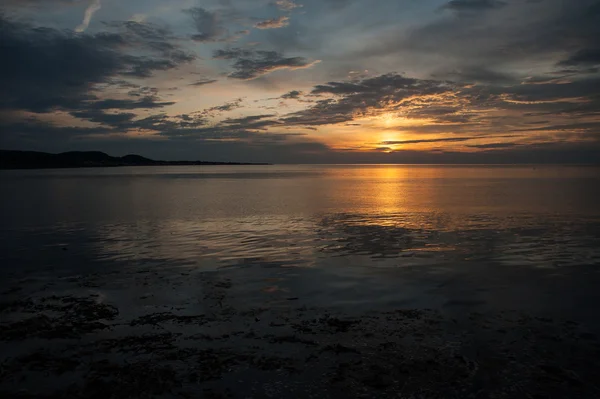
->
<box><xmin>378</xmin><ymin>131</ymin><xmax>402</xmax><ymax>152</ymax></box>
<box><xmin>380</xmin><ymin>132</ymin><xmax>400</xmax><ymax>143</ymax></box>
<box><xmin>380</xmin><ymin>112</ymin><xmax>397</xmax><ymax>127</ymax></box>
<box><xmin>374</xmin><ymin>112</ymin><xmax>429</xmax><ymax>129</ymax></box>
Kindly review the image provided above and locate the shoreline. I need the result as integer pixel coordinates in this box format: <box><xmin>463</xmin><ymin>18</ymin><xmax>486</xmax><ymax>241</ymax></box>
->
<box><xmin>0</xmin><ymin>150</ymin><xmax>272</xmax><ymax>170</ymax></box>
<box><xmin>2</xmin><ymin>268</ymin><xmax>599</xmax><ymax>398</ymax></box>
<box><xmin>0</xmin><ymin>163</ymin><xmax>273</xmax><ymax>171</ymax></box>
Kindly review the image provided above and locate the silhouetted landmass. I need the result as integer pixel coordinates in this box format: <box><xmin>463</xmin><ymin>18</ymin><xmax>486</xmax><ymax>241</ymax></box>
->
<box><xmin>0</xmin><ymin>150</ymin><xmax>271</xmax><ymax>169</ymax></box>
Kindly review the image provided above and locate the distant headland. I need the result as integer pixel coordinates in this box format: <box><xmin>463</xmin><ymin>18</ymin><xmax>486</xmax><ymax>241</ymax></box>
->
<box><xmin>0</xmin><ymin>150</ymin><xmax>271</xmax><ymax>170</ymax></box>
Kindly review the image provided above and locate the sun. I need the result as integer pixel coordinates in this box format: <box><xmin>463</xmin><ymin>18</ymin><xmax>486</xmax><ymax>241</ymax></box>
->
<box><xmin>378</xmin><ymin>131</ymin><xmax>402</xmax><ymax>151</ymax></box>
<box><xmin>380</xmin><ymin>131</ymin><xmax>399</xmax><ymax>143</ymax></box>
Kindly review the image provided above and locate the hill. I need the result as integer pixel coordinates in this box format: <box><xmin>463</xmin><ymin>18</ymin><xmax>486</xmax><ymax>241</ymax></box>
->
<box><xmin>0</xmin><ymin>150</ymin><xmax>270</xmax><ymax>170</ymax></box>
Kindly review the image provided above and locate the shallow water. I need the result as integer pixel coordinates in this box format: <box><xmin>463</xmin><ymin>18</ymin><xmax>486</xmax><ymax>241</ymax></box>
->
<box><xmin>1</xmin><ymin>165</ymin><xmax>600</xmax><ymax>324</ymax></box>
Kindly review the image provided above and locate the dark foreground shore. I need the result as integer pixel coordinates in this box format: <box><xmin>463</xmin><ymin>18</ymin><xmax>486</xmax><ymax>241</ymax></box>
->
<box><xmin>1</xmin><ymin>267</ymin><xmax>599</xmax><ymax>399</ymax></box>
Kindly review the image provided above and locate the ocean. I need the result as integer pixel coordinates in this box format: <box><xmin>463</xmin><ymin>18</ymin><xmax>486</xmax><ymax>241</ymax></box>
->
<box><xmin>1</xmin><ymin>165</ymin><xmax>600</xmax><ymax>397</ymax></box>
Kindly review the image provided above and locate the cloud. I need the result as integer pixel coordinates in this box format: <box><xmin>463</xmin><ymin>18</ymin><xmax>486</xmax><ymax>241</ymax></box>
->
<box><xmin>118</xmin><ymin>113</ymin><xmax>209</xmax><ymax>133</ymax></box>
<box><xmin>276</xmin><ymin>67</ymin><xmax>600</xmax><ymax>153</ymax></box>
<box><xmin>558</xmin><ymin>48</ymin><xmax>600</xmax><ymax>68</ymax></box>
<box><xmin>2</xmin><ymin>0</ymin><xmax>600</xmax><ymax>164</ymax></box>
<box><xmin>122</xmin><ymin>56</ymin><xmax>195</xmax><ymax>78</ymax></box>
<box><xmin>514</xmin><ymin>121</ymin><xmax>600</xmax><ymax>134</ymax></box>
<box><xmin>75</xmin><ymin>0</ymin><xmax>101</xmax><ymax>33</ymax></box>
<box><xmin>441</xmin><ymin>0</ymin><xmax>507</xmax><ymax>12</ymax></box>
<box><xmin>104</xmin><ymin>20</ymin><xmax>174</xmax><ymax>42</ymax></box>
<box><xmin>255</xmin><ymin>16</ymin><xmax>290</xmax><ymax>30</ymax></box>
<box><xmin>84</xmin><ymin>97</ymin><xmax>175</xmax><ymax>110</ymax></box>
<box><xmin>70</xmin><ymin>110</ymin><xmax>137</xmax><ymax>126</ymax></box>
<box><xmin>189</xmin><ymin>79</ymin><xmax>218</xmax><ymax>87</ymax></box>
<box><xmin>120</xmin><ymin>112</ymin><xmax>297</xmax><ymax>144</ymax></box>
<box><xmin>308</xmin><ymin>72</ymin><xmax>459</xmax><ymax>98</ymax></box>
<box><xmin>467</xmin><ymin>142</ymin><xmax>520</xmax><ymax>149</ymax></box>
<box><xmin>0</xmin><ymin>0</ymin><xmax>82</xmax><ymax>9</ymax></box>
<box><xmin>379</xmin><ymin>137</ymin><xmax>477</xmax><ymax>145</ymax></box>
<box><xmin>0</xmin><ymin>15</ymin><xmax>193</xmax><ymax>113</ymax></box>
<box><xmin>273</xmin><ymin>0</ymin><xmax>302</xmax><ymax>11</ymax></box>
<box><xmin>201</xmin><ymin>98</ymin><xmax>244</xmax><ymax>115</ymax></box>
<box><xmin>283</xmin><ymin>73</ymin><xmax>457</xmax><ymax>125</ymax></box>
<box><xmin>351</xmin><ymin>0</ymin><xmax>600</xmax><ymax>90</ymax></box>
<box><xmin>2</xmin><ymin>112</ymin><xmax>598</xmax><ymax>165</ymax></box>
<box><xmin>213</xmin><ymin>48</ymin><xmax>320</xmax><ymax>79</ymax></box>
<box><xmin>221</xmin><ymin>114</ymin><xmax>281</xmax><ymax>130</ymax></box>
<box><xmin>492</xmin><ymin>77</ymin><xmax>600</xmax><ymax>105</ymax></box>
<box><xmin>185</xmin><ymin>7</ymin><xmax>226</xmax><ymax>42</ymax></box>
<box><xmin>222</xmin><ymin>114</ymin><xmax>277</xmax><ymax>124</ymax></box>
<box><xmin>0</xmin><ymin>118</ymin><xmax>111</xmax><ymax>149</ymax></box>
<box><xmin>281</xmin><ymin>90</ymin><xmax>303</xmax><ymax>99</ymax></box>
<box><xmin>433</xmin><ymin>66</ymin><xmax>516</xmax><ymax>84</ymax></box>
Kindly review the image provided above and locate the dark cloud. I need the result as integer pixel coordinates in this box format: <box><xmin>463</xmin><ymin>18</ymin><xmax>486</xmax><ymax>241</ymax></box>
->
<box><xmin>492</xmin><ymin>77</ymin><xmax>600</xmax><ymax>105</ymax></box>
<box><xmin>213</xmin><ymin>48</ymin><xmax>319</xmax><ymax>79</ymax></box>
<box><xmin>126</xmin><ymin>86</ymin><xmax>158</xmax><ymax>97</ymax></box>
<box><xmin>222</xmin><ymin>114</ymin><xmax>277</xmax><ymax>124</ymax></box>
<box><xmin>434</xmin><ymin>66</ymin><xmax>516</xmax><ymax>84</ymax></box>
<box><xmin>310</xmin><ymin>74</ymin><xmax>446</xmax><ymax>95</ymax></box>
<box><xmin>121</xmin><ymin>56</ymin><xmax>195</xmax><ymax>78</ymax></box>
<box><xmin>467</xmin><ymin>142</ymin><xmax>520</xmax><ymax>149</ymax></box>
<box><xmin>558</xmin><ymin>48</ymin><xmax>600</xmax><ymax>68</ymax></box>
<box><xmin>282</xmin><ymin>99</ymin><xmax>354</xmax><ymax>126</ymax></box>
<box><xmin>0</xmin><ymin>0</ymin><xmax>81</xmax><ymax>7</ymax></box>
<box><xmin>70</xmin><ymin>110</ymin><xmax>137</xmax><ymax>126</ymax></box>
<box><xmin>380</xmin><ymin>137</ymin><xmax>476</xmax><ymax>145</ymax></box>
<box><xmin>442</xmin><ymin>0</ymin><xmax>507</xmax><ymax>12</ymax></box>
<box><xmin>185</xmin><ymin>7</ymin><xmax>227</xmax><ymax>42</ymax></box>
<box><xmin>151</xmin><ymin>121</ymin><xmax>297</xmax><ymax>142</ymax></box>
<box><xmin>103</xmin><ymin>20</ymin><xmax>175</xmax><ymax>43</ymax></box>
<box><xmin>353</xmin><ymin>0</ymin><xmax>600</xmax><ymax>89</ymax></box>
<box><xmin>122</xmin><ymin>113</ymin><xmax>209</xmax><ymax>133</ymax></box>
<box><xmin>1</xmin><ymin>17</ymin><xmax>117</xmax><ymax>112</ymax></box>
<box><xmin>519</xmin><ymin>1</ymin><xmax>600</xmax><ymax>65</ymax></box>
<box><xmin>255</xmin><ymin>16</ymin><xmax>290</xmax><ymax>29</ymax></box>
<box><xmin>514</xmin><ymin>121</ymin><xmax>600</xmax><ymax>133</ymax></box>
<box><xmin>0</xmin><ymin>117</ymin><xmax>111</xmax><ymax>151</ymax></box>
<box><xmin>189</xmin><ymin>79</ymin><xmax>219</xmax><ymax>87</ymax></box>
<box><xmin>281</xmin><ymin>90</ymin><xmax>303</xmax><ymax>99</ymax></box>
<box><xmin>0</xmin><ymin>15</ymin><xmax>193</xmax><ymax>113</ymax></box>
<box><xmin>83</xmin><ymin>97</ymin><xmax>175</xmax><ymax>110</ymax></box>
<box><xmin>201</xmin><ymin>98</ymin><xmax>244</xmax><ymax>114</ymax></box>
<box><xmin>221</xmin><ymin>114</ymin><xmax>282</xmax><ymax>131</ymax></box>
<box><xmin>283</xmin><ymin>73</ymin><xmax>457</xmax><ymax>125</ymax></box>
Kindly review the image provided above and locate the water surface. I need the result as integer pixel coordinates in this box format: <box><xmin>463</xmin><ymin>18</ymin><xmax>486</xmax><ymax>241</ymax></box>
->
<box><xmin>1</xmin><ymin>165</ymin><xmax>599</xmax><ymax>324</ymax></box>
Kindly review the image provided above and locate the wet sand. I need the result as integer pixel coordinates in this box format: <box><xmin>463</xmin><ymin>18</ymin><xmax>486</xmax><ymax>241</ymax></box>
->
<box><xmin>2</xmin><ymin>267</ymin><xmax>600</xmax><ymax>399</ymax></box>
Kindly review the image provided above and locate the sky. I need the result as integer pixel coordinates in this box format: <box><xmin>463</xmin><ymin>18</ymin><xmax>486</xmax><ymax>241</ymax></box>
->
<box><xmin>1</xmin><ymin>0</ymin><xmax>599</xmax><ymax>163</ymax></box>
